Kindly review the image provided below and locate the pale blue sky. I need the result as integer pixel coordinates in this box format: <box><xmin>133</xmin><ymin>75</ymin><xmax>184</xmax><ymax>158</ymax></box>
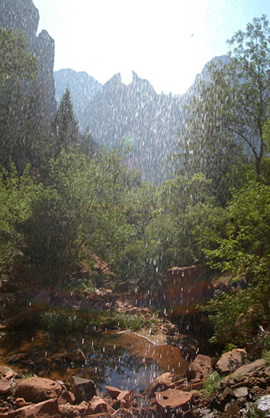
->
<box><xmin>33</xmin><ymin>0</ymin><xmax>270</xmax><ymax>94</ymax></box>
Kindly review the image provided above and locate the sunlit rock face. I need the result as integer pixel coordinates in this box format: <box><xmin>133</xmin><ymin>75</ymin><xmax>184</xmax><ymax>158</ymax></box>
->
<box><xmin>53</xmin><ymin>58</ymin><xmax>229</xmax><ymax>183</ymax></box>
<box><xmin>54</xmin><ymin>69</ymin><xmax>102</xmax><ymax>127</ymax></box>
<box><xmin>55</xmin><ymin>69</ymin><xmax>184</xmax><ymax>183</ymax></box>
<box><xmin>83</xmin><ymin>71</ymin><xmax>185</xmax><ymax>183</ymax></box>
<box><xmin>0</xmin><ymin>0</ymin><xmax>39</xmax><ymax>42</ymax></box>
<box><xmin>167</xmin><ymin>265</ymin><xmax>212</xmax><ymax>315</ymax></box>
<box><xmin>0</xmin><ymin>0</ymin><xmax>56</xmax><ymax>129</ymax></box>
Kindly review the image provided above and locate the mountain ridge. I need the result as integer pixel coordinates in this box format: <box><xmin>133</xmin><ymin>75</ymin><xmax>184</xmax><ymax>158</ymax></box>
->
<box><xmin>54</xmin><ymin>58</ymin><xmax>228</xmax><ymax>182</ymax></box>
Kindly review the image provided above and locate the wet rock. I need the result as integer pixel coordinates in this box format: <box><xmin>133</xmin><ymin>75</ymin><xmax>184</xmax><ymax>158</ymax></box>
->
<box><xmin>185</xmin><ymin>354</ymin><xmax>213</xmax><ymax>381</ymax></box>
<box><xmin>72</xmin><ymin>375</ymin><xmax>97</xmax><ymax>403</ymax></box>
<box><xmin>63</xmin><ymin>349</ymin><xmax>86</xmax><ymax>363</ymax></box>
<box><xmin>215</xmin><ymin>349</ymin><xmax>248</xmax><ymax>375</ymax></box>
<box><xmin>8</xmin><ymin>398</ymin><xmax>61</xmax><ymax>417</ymax></box>
<box><xmin>155</xmin><ymin>388</ymin><xmax>194</xmax><ymax>410</ymax></box>
<box><xmin>16</xmin><ymin>376</ymin><xmax>62</xmax><ymax>403</ymax></box>
<box><xmin>167</xmin><ymin>265</ymin><xmax>211</xmax><ymax>315</ymax></box>
<box><xmin>145</xmin><ymin>372</ymin><xmax>175</xmax><ymax>399</ymax></box>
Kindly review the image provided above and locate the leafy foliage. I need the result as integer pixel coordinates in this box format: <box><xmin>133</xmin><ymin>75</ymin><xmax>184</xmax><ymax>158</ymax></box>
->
<box><xmin>202</xmin><ymin>181</ymin><xmax>270</xmax><ymax>345</ymax></box>
<box><xmin>0</xmin><ymin>165</ymin><xmax>42</xmax><ymax>275</ymax></box>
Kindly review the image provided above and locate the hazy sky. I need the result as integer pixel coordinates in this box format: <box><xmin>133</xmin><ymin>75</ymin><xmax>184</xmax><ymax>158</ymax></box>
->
<box><xmin>33</xmin><ymin>0</ymin><xmax>270</xmax><ymax>95</ymax></box>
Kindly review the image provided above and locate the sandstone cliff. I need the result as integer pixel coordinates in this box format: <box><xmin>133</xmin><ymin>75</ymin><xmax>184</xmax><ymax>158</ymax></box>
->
<box><xmin>0</xmin><ymin>0</ymin><xmax>56</xmax><ymax>130</ymax></box>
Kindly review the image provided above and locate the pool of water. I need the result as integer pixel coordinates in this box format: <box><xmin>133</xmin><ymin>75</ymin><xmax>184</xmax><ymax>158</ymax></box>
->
<box><xmin>0</xmin><ymin>330</ymin><xmax>189</xmax><ymax>392</ymax></box>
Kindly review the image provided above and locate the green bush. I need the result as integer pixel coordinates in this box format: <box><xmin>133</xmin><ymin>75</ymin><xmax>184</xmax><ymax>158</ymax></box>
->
<box><xmin>202</xmin><ymin>371</ymin><xmax>222</xmax><ymax>395</ymax></box>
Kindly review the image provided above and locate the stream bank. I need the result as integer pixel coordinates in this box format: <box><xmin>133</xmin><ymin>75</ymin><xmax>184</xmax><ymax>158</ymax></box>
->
<box><xmin>1</xmin><ymin>282</ymin><xmax>270</xmax><ymax>416</ymax></box>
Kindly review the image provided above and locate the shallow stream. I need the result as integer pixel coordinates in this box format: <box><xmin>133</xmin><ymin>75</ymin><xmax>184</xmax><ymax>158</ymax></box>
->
<box><xmin>0</xmin><ymin>330</ymin><xmax>189</xmax><ymax>392</ymax></box>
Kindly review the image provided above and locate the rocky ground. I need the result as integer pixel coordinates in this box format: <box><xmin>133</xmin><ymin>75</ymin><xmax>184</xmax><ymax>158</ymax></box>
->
<box><xmin>1</xmin><ymin>285</ymin><xmax>270</xmax><ymax>416</ymax></box>
<box><xmin>0</xmin><ymin>348</ymin><xmax>270</xmax><ymax>417</ymax></box>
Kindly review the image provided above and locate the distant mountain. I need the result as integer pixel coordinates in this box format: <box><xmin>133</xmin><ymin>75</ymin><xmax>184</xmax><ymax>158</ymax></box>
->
<box><xmin>54</xmin><ymin>57</ymin><xmax>229</xmax><ymax>183</ymax></box>
<box><xmin>0</xmin><ymin>0</ymin><xmax>56</xmax><ymax>130</ymax></box>
<box><xmin>54</xmin><ymin>69</ymin><xmax>102</xmax><ymax>128</ymax></box>
<box><xmin>82</xmin><ymin>71</ymin><xmax>186</xmax><ymax>182</ymax></box>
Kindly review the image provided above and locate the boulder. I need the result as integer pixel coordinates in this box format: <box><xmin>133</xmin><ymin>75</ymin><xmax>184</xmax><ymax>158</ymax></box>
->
<box><xmin>62</xmin><ymin>349</ymin><xmax>86</xmax><ymax>363</ymax></box>
<box><xmin>0</xmin><ymin>379</ymin><xmax>13</xmax><ymax>395</ymax></box>
<box><xmin>116</xmin><ymin>389</ymin><xmax>134</xmax><ymax>408</ymax></box>
<box><xmin>167</xmin><ymin>265</ymin><xmax>211</xmax><ymax>315</ymax></box>
<box><xmin>234</xmin><ymin>386</ymin><xmax>248</xmax><ymax>398</ymax></box>
<box><xmin>215</xmin><ymin>349</ymin><xmax>248</xmax><ymax>376</ymax></box>
<box><xmin>111</xmin><ymin>408</ymin><xmax>133</xmax><ymax>417</ymax></box>
<box><xmin>57</xmin><ymin>390</ymin><xmax>75</xmax><ymax>405</ymax></box>
<box><xmin>58</xmin><ymin>401</ymin><xmax>89</xmax><ymax>417</ymax></box>
<box><xmin>185</xmin><ymin>354</ymin><xmax>213</xmax><ymax>381</ymax></box>
<box><xmin>155</xmin><ymin>388</ymin><xmax>194</xmax><ymax>410</ymax></box>
<box><xmin>88</xmin><ymin>396</ymin><xmax>109</xmax><ymax>414</ymax></box>
<box><xmin>230</xmin><ymin>358</ymin><xmax>265</xmax><ymax>380</ymax></box>
<box><xmin>106</xmin><ymin>385</ymin><xmax>121</xmax><ymax>399</ymax></box>
<box><xmin>72</xmin><ymin>376</ymin><xmax>97</xmax><ymax>403</ymax></box>
<box><xmin>251</xmin><ymin>395</ymin><xmax>270</xmax><ymax>416</ymax></box>
<box><xmin>16</xmin><ymin>376</ymin><xmax>62</xmax><ymax>403</ymax></box>
<box><xmin>145</xmin><ymin>372</ymin><xmax>174</xmax><ymax>398</ymax></box>
<box><xmin>8</xmin><ymin>398</ymin><xmax>61</xmax><ymax>417</ymax></box>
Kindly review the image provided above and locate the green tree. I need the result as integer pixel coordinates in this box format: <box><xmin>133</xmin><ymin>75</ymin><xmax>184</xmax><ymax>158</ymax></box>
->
<box><xmin>52</xmin><ymin>88</ymin><xmax>79</xmax><ymax>156</ymax></box>
<box><xmin>0</xmin><ymin>28</ymin><xmax>37</xmax><ymax>86</ymax></box>
<box><xmin>0</xmin><ymin>28</ymin><xmax>38</xmax><ymax>173</ymax></box>
<box><xmin>0</xmin><ymin>165</ymin><xmax>42</xmax><ymax>277</ymax></box>
<box><xmin>177</xmin><ymin>15</ymin><xmax>270</xmax><ymax>201</ymax></box>
<box><xmin>22</xmin><ymin>149</ymin><xmax>132</xmax><ymax>286</ymax></box>
<box><xmin>202</xmin><ymin>181</ymin><xmax>270</xmax><ymax>345</ymax></box>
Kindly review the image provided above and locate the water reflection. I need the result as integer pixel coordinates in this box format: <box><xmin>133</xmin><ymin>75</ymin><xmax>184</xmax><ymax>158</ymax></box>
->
<box><xmin>0</xmin><ymin>330</ymin><xmax>189</xmax><ymax>392</ymax></box>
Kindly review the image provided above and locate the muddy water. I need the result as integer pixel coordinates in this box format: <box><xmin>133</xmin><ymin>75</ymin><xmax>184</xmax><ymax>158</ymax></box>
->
<box><xmin>0</xmin><ymin>330</ymin><xmax>189</xmax><ymax>392</ymax></box>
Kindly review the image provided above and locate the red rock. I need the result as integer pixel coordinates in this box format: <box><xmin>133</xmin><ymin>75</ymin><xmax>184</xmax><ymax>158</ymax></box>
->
<box><xmin>167</xmin><ymin>265</ymin><xmax>210</xmax><ymax>315</ymax></box>
<box><xmin>72</xmin><ymin>376</ymin><xmax>97</xmax><ymax>403</ymax></box>
<box><xmin>57</xmin><ymin>390</ymin><xmax>75</xmax><ymax>405</ymax></box>
<box><xmin>155</xmin><ymin>388</ymin><xmax>194</xmax><ymax>410</ymax></box>
<box><xmin>59</xmin><ymin>400</ymin><xmax>107</xmax><ymax>417</ymax></box>
<box><xmin>230</xmin><ymin>358</ymin><xmax>265</xmax><ymax>379</ymax></box>
<box><xmin>88</xmin><ymin>396</ymin><xmax>109</xmax><ymax>414</ymax></box>
<box><xmin>0</xmin><ymin>379</ymin><xmax>13</xmax><ymax>395</ymax></box>
<box><xmin>8</xmin><ymin>398</ymin><xmax>61</xmax><ymax>417</ymax></box>
<box><xmin>185</xmin><ymin>354</ymin><xmax>213</xmax><ymax>381</ymax></box>
<box><xmin>111</xmin><ymin>407</ymin><xmax>133</xmax><ymax>417</ymax></box>
<box><xmin>63</xmin><ymin>349</ymin><xmax>86</xmax><ymax>363</ymax></box>
<box><xmin>146</xmin><ymin>372</ymin><xmax>175</xmax><ymax>398</ymax></box>
<box><xmin>3</xmin><ymin>370</ymin><xmax>14</xmax><ymax>380</ymax></box>
<box><xmin>117</xmin><ymin>389</ymin><xmax>134</xmax><ymax>408</ymax></box>
<box><xmin>215</xmin><ymin>349</ymin><xmax>248</xmax><ymax>375</ymax></box>
<box><xmin>106</xmin><ymin>385</ymin><xmax>122</xmax><ymax>399</ymax></box>
<box><xmin>15</xmin><ymin>398</ymin><xmax>30</xmax><ymax>408</ymax></box>
<box><xmin>16</xmin><ymin>376</ymin><xmax>62</xmax><ymax>402</ymax></box>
